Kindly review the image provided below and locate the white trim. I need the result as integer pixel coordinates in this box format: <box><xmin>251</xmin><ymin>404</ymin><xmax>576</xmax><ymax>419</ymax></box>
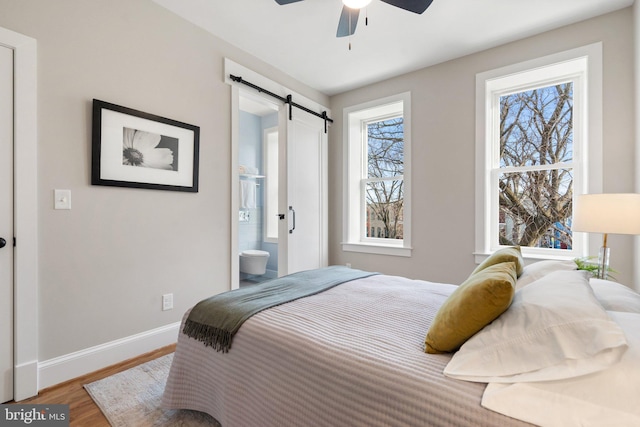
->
<box><xmin>475</xmin><ymin>43</ymin><xmax>602</xmax><ymax>261</ymax></box>
<box><xmin>38</xmin><ymin>322</ymin><xmax>180</xmax><ymax>391</ymax></box>
<box><xmin>0</xmin><ymin>26</ymin><xmax>38</xmax><ymax>402</ymax></box>
<box><xmin>342</xmin><ymin>242</ymin><xmax>412</xmax><ymax>257</ymax></box>
<box><xmin>474</xmin><ymin>251</ymin><xmax>576</xmax><ymax>266</ymax></box>
<box><xmin>230</xmin><ymin>86</ymin><xmax>240</xmax><ymax>290</ymax></box>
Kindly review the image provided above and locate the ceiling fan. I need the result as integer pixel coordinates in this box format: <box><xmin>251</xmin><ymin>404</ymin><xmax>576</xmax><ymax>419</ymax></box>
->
<box><xmin>274</xmin><ymin>0</ymin><xmax>434</xmax><ymax>38</ymax></box>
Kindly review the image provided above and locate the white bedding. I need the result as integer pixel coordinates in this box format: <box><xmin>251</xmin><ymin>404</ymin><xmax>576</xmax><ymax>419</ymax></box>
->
<box><xmin>162</xmin><ymin>274</ymin><xmax>534</xmax><ymax>426</ymax></box>
<box><xmin>475</xmin><ymin>262</ymin><xmax>640</xmax><ymax>427</ymax></box>
<box><xmin>481</xmin><ymin>311</ymin><xmax>640</xmax><ymax>427</ymax></box>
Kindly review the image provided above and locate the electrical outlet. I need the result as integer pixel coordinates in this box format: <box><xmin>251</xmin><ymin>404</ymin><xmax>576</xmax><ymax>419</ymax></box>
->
<box><xmin>162</xmin><ymin>293</ymin><xmax>173</xmax><ymax>311</ymax></box>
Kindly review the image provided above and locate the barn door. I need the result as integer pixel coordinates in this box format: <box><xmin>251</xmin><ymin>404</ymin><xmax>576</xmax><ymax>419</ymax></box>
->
<box><xmin>278</xmin><ymin>109</ymin><xmax>328</xmax><ymax>275</ymax></box>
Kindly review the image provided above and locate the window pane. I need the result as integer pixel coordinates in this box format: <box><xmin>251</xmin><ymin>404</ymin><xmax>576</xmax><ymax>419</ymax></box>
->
<box><xmin>367</xmin><ymin>117</ymin><xmax>404</xmax><ymax>178</ymax></box>
<box><xmin>365</xmin><ymin>179</ymin><xmax>403</xmax><ymax>239</ymax></box>
<box><xmin>500</xmin><ymin>83</ymin><xmax>573</xmax><ymax>168</ymax></box>
<box><xmin>498</xmin><ymin>169</ymin><xmax>573</xmax><ymax>249</ymax></box>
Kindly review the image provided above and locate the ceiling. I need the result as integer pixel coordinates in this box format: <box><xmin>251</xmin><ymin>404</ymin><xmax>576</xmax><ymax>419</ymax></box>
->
<box><xmin>152</xmin><ymin>0</ymin><xmax>634</xmax><ymax>96</ymax></box>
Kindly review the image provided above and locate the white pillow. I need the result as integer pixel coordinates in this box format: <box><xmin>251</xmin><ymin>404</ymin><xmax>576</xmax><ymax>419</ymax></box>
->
<box><xmin>590</xmin><ymin>278</ymin><xmax>640</xmax><ymax>313</ymax></box>
<box><xmin>444</xmin><ymin>270</ymin><xmax>628</xmax><ymax>383</ymax></box>
<box><xmin>516</xmin><ymin>259</ymin><xmax>576</xmax><ymax>289</ymax></box>
<box><xmin>481</xmin><ymin>311</ymin><xmax>640</xmax><ymax>427</ymax></box>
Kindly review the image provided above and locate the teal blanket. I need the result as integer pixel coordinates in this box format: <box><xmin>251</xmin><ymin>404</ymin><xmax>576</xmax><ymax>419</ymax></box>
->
<box><xmin>183</xmin><ymin>266</ymin><xmax>377</xmax><ymax>352</ymax></box>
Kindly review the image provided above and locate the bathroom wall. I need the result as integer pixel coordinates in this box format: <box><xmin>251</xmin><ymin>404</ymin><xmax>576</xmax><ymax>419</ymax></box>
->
<box><xmin>239</xmin><ymin>110</ymin><xmax>263</xmax><ymax>253</ymax></box>
<box><xmin>238</xmin><ymin>110</ymin><xmax>278</xmax><ymax>277</ymax></box>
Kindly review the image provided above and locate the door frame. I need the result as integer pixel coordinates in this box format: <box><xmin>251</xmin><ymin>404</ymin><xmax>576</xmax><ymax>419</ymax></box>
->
<box><xmin>0</xmin><ymin>26</ymin><xmax>38</xmax><ymax>401</ymax></box>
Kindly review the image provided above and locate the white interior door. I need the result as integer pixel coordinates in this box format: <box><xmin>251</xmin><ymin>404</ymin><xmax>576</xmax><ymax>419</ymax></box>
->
<box><xmin>278</xmin><ymin>110</ymin><xmax>328</xmax><ymax>275</ymax></box>
<box><xmin>0</xmin><ymin>44</ymin><xmax>14</xmax><ymax>403</ymax></box>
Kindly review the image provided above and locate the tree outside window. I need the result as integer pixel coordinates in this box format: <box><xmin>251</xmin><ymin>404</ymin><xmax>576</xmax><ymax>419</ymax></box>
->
<box><xmin>365</xmin><ymin>117</ymin><xmax>404</xmax><ymax>240</ymax></box>
<box><xmin>498</xmin><ymin>83</ymin><xmax>573</xmax><ymax>250</ymax></box>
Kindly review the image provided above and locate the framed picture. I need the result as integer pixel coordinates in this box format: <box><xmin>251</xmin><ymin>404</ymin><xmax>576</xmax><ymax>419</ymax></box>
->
<box><xmin>91</xmin><ymin>99</ymin><xmax>200</xmax><ymax>192</ymax></box>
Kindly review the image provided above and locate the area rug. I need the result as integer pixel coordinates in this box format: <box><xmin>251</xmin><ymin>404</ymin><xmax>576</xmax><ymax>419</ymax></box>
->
<box><xmin>84</xmin><ymin>353</ymin><xmax>220</xmax><ymax>426</ymax></box>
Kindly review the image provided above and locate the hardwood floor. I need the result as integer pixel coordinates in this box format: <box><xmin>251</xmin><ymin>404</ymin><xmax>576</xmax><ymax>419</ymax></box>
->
<box><xmin>10</xmin><ymin>344</ymin><xmax>176</xmax><ymax>426</ymax></box>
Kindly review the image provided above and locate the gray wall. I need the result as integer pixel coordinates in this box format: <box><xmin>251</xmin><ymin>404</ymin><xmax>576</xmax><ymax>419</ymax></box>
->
<box><xmin>329</xmin><ymin>8</ymin><xmax>637</xmax><ymax>288</ymax></box>
<box><xmin>0</xmin><ymin>0</ymin><xmax>327</xmax><ymax>361</ymax></box>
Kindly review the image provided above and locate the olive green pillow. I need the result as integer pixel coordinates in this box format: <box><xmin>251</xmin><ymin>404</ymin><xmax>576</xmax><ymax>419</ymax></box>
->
<box><xmin>425</xmin><ymin>261</ymin><xmax>517</xmax><ymax>354</ymax></box>
<box><xmin>472</xmin><ymin>246</ymin><xmax>524</xmax><ymax>277</ymax></box>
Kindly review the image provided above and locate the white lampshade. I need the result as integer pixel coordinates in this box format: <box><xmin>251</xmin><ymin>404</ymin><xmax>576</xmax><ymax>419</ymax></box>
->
<box><xmin>343</xmin><ymin>0</ymin><xmax>372</xmax><ymax>9</ymax></box>
<box><xmin>573</xmin><ymin>193</ymin><xmax>640</xmax><ymax>235</ymax></box>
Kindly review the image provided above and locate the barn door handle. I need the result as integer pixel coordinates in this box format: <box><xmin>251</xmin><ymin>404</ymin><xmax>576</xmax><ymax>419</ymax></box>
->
<box><xmin>0</xmin><ymin>237</ymin><xmax>5</xmax><ymax>249</ymax></box>
<box><xmin>289</xmin><ymin>206</ymin><xmax>296</xmax><ymax>234</ymax></box>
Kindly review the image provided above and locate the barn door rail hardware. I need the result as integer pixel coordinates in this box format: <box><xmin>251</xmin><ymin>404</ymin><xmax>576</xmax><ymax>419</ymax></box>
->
<box><xmin>230</xmin><ymin>74</ymin><xmax>333</xmax><ymax>133</ymax></box>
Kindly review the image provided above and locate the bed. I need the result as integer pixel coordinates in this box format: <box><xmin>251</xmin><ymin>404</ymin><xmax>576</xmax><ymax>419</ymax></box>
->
<box><xmin>162</xmin><ymin>249</ymin><xmax>640</xmax><ymax>427</ymax></box>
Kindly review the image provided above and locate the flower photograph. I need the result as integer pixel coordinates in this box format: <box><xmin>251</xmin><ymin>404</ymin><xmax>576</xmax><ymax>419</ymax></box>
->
<box><xmin>122</xmin><ymin>127</ymin><xmax>178</xmax><ymax>171</ymax></box>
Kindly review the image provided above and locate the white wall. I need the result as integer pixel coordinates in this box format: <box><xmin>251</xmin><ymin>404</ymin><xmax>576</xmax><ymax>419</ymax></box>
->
<box><xmin>0</xmin><ymin>0</ymin><xmax>327</xmax><ymax>370</ymax></box>
<box><xmin>329</xmin><ymin>8</ymin><xmax>637</xmax><ymax>287</ymax></box>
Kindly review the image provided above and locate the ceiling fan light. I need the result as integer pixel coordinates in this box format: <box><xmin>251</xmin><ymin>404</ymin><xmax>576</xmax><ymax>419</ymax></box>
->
<box><xmin>342</xmin><ymin>0</ymin><xmax>372</xmax><ymax>9</ymax></box>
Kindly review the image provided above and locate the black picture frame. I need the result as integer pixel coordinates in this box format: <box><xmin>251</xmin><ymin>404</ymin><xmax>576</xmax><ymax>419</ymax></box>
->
<box><xmin>91</xmin><ymin>99</ymin><xmax>200</xmax><ymax>192</ymax></box>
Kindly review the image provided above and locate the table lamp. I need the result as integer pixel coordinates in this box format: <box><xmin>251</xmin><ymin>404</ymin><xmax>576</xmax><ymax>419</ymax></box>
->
<box><xmin>572</xmin><ymin>193</ymin><xmax>640</xmax><ymax>279</ymax></box>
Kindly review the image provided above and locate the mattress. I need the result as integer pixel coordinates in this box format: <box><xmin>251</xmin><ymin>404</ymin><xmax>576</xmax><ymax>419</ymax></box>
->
<box><xmin>162</xmin><ymin>273</ymin><xmax>532</xmax><ymax>426</ymax></box>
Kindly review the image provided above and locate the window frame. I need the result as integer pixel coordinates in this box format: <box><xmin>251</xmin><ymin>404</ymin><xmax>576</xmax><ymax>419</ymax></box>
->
<box><xmin>342</xmin><ymin>92</ymin><xmax>412</xmax><ymax>257</ymax></box>
<box><xmin>475</xmin><ymin>43</ymin><xmax>603</xmax><ymax>262</ymax></box>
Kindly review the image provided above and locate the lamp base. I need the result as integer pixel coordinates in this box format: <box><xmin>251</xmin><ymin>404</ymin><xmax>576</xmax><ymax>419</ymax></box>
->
<box><xmin>597</xmin><ymin>246</ymin><xmax>610</xmax><ymax>280</ymax></box>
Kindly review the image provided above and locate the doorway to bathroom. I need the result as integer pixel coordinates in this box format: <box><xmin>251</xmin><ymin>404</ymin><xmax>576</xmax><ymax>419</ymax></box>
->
<box><xmin>237</xmin><ymin>94</ymin><xmax>279</xmax><ymax>287</ymax></box>
<box><xmin>227</xmin><ymin>59</ymin><xmax>329</xmax><ymax>290</ymax></box>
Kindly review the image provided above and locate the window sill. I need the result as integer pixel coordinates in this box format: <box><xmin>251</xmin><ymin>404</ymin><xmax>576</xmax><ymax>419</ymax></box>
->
<box><xmin>342</xmin><ymin>242</ymin><xmax>412</xmax><ymax>257</ymax></box>
<box><xmin>473</xmin><ymin>251</ymin><xmax>576</xmax><ymax>266</ymax></box>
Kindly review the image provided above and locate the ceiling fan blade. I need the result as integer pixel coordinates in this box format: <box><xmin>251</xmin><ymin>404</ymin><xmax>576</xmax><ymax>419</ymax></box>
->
<box><xmin>337</xmin><ymin>6</ymin><xmax>360</xmax><ymax>38</ymax></box>
<box><xmin>274</xmin><ymin>0</ymin><xmax>304</xmax><ymax>4</ymax></box>
<box><xmin>380</xmin><ymin>0</ymin><xmax>433</xmax><ymax>14</ymax></box>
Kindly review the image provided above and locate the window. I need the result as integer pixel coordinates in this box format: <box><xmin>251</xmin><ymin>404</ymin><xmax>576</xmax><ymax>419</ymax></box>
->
<box><xmin>343</xmin><ymin>92</ymin><xmax>412</xmax><ymax>256</ymax></box>
<box><xmin>475</xmin><ymin>43</ymin><xmax>602</xmax><ymax>261</ymax></box>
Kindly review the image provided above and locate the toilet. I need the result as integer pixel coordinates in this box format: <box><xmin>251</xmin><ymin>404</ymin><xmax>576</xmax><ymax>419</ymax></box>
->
<box><xmin>239</xmin><ymin>250</ymin><xmax>270</xmax><ymax>275</ymax></box>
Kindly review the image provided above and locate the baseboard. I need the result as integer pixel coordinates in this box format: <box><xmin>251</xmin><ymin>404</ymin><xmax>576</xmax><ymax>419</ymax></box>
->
<box><xmin>14</xmin><ymin>360</ymin><xmax>38</xmax><ymax>402</ymax></box>
<box><xmin>37</xmin><ymin>322</ymin><xmax>181</xmax><ymax>391</ymax></box>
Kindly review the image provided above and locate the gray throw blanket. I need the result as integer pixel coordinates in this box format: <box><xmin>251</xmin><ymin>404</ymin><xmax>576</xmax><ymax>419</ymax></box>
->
<box><xmin>183</xmin><ymin>266</ymin><xmax>378</xmax><ymax>352</ymax></box>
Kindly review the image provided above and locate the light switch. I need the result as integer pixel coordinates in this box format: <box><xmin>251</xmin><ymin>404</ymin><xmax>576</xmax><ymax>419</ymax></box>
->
<box><xmin>54</xmin><ymin>189</ymin><xmax>71</xmax><ymax>210</ymax></box>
